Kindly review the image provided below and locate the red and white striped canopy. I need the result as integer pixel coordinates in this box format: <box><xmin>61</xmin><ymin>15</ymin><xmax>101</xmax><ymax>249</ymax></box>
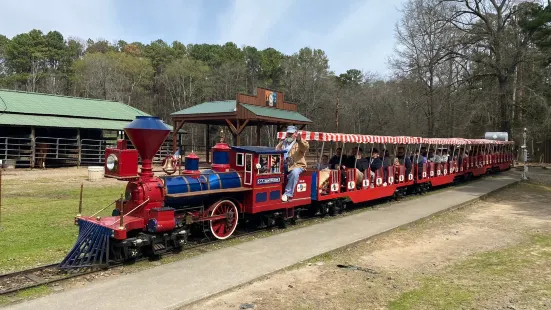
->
<box><xmin>276</xmin><ymin>131</ymin><xmax>421</xmax><ymax>144</ymax></box>
<box><xmin>276</xmin><ymin>131</ymin><xmax>514</xmax><ymax>145</ymax></box>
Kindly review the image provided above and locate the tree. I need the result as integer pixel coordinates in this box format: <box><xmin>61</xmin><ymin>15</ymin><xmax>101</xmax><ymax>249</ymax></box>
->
<box><xmin>0</xmin><ymin>35</ymin><xmax>10</xmax><ymax>79</ymax></box>
<box><xmin>334</xmin><ymin>69</ymin><xmax>363</xmax><ymax>132</ymax></box>
<box><xmin>281</xmin><ymin>47</ymin><xmax>331</xmax><ymax>123</ymax></box>
<box><xmin>392</xmin><ymin>0</ymin><xmax>457</xmax><ymax>136</ymax></box>
<box><xmin>243</xmin><ymin>46</ymin><xmax>261</xmax><ymax>93</ymax></box>
<box><xmin>446</xmin><ymin>0</ymin><xmax>535</xmax><ymax>135</ymax></box>
<box><xmin>260</xmin><ymin>48</ymin><xmax>284</xmax><ymax>89</ymax></box>
<box><xmin>158</xmin><ymin>57</ymin><xmax>211</xmax><ymax>113</ymax></box>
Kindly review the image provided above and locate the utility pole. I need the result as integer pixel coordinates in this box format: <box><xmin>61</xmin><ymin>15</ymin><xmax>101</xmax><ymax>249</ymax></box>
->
<box><xmin>521</xmin><ymin>128</ymin><xmax>528</xmax><ymax>180</ymax></box>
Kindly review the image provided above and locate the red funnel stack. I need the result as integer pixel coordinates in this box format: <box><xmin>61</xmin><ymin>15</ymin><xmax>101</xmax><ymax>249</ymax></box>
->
<box><xmin>124</xmin><ymin>116</ymin><xmax>171</xmax><ymax>178</ymax></box>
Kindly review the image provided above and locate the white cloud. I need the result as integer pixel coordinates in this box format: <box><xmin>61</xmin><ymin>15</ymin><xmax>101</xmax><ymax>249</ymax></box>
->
<box><xmin>217</xmin><ymin>0</ymin><xmax>294</xmax><ymax>48</ymax></box>
<box><xmin>0</xmin><ymin>0</ymin><xmax>123</xmax><ymax>41</ymax></box>
<box><xmin>322</xmin><ymin>0</ymin><xmax>404</xmax><ymax>76</ymax></box>
<box><xmin>0</xmin><ymin>0</ymin><xmax>404</xmax><ymax>76</ymax></box>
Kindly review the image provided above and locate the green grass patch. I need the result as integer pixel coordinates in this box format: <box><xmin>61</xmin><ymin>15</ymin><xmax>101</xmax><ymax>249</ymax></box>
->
<box><xmin>0</xmin><ymin>285</ymin><xmax>51</xmax><ymax>307</ymax></box>
<box><xmin>0</xmin><ymin>182</ymin><xmax>125</xmax><ymax>272</ymax></box>
<box><xmin>389</xmin><ymin>233</ymin><xmax>551</xmax><ymax>309</ymax></box>
<box><xmin>389</xmin><ymin>280</ymin><xmax>474</xmax><ymax>310</ymax></box>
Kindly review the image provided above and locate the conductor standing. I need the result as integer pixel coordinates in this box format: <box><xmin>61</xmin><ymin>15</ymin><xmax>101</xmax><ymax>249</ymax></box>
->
<box><xmin>276</xmin><ymin>126</ymin><xmax>309</xmax><ymax>202</ymax></box>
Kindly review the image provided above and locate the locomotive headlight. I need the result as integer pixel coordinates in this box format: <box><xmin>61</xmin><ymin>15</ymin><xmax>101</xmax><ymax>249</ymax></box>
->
<box><xmin>106</xmin><ymin>154</ymin><xmax>118</xmax><ymax>171</ymax></box>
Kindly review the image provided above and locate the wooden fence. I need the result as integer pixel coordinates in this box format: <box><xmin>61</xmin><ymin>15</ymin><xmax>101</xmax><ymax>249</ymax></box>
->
<box><xmin>0</xmin><ymin>135</ymin><xmax>208</xmax><ymax>168</ymax></box>
<box><xmin>0</xmin><ymin>135</ymin><xmax>336</xmax><ymax>169</ymax></box>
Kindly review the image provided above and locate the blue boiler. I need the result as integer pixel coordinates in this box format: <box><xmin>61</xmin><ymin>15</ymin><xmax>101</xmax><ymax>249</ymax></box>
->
<box><xmin>162</xmin><ymin>169</ymin><xmax>242</xmax><ymax>206</ymax></box>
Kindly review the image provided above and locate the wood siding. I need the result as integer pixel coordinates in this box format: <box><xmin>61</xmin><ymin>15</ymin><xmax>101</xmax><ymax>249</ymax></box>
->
<box><xmin>236</xmin><ymin>87</ymin><xmax>298</xmax><ymax>112</ymax></box>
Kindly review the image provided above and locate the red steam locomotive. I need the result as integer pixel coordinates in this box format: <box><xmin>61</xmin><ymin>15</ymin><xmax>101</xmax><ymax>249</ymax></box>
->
<box><xmin>59</xmin><ymin>116</ymin><xmax>514</xmax><ymax>270</ymax></box>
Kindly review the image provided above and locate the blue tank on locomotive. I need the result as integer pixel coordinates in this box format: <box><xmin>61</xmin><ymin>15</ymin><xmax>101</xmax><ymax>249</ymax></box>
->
<box><xmin>162</xmin><ymin>170</ymin><xmax>242</xmax><ymax>206</ymax></box>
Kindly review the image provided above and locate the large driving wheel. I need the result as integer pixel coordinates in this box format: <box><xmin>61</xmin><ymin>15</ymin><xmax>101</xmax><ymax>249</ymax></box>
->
<box><xmin>209</xmin><ymin>200</ymin><xmax>239</xmax><ymax>240</ymax></box>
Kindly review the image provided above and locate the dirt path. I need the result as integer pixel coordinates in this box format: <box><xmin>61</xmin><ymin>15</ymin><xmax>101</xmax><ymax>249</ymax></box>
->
<box><xmin>186</xmin><ymin>180</ymin><xmax>551</xmax><ymax>310</ymax></box>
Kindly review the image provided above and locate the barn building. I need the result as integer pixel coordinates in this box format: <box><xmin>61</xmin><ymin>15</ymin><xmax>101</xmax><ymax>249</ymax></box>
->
<box><xmin>0</xmin><ymin>89</ymin><xmax>175</xmax><ymax>168</ymax></box>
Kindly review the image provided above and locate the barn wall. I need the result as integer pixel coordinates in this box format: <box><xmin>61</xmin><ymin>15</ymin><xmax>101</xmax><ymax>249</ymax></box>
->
<box><xmin>0</xmin><ymin>125</ymin><xmax>174</xmax><ymax>168</ymax></box>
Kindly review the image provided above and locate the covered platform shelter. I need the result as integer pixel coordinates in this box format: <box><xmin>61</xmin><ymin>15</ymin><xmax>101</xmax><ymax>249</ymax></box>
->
<box><xmin>170</xmin><ymin>87</ymin><xmax>312</xmax><ymax>163</ymax></box>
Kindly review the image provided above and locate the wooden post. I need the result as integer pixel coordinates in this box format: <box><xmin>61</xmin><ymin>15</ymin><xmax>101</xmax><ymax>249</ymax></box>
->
<box><xmin>77</xmin><ymin>129</ymin><xmax>81</xmax><ymax>167</ymax></box>
<box><xmin>172</xmin><ymin>120</ymin><xmax>179</xmax><ymax>153</ymax></box>
<box><xmin>78</xmin><ymin>183</ymin><xmax>83</xmax><ymax>216</ymax></box>
<box><xmin>206</xmin><ymin>124</ymin><xmax>210</xmax><ymax>163</ymax></box>
<box><xmin>119</xmin><ymin>194</ymin><xmax>124</xmax><ymax>229</ymax></box>
<box><xmin>31</xmin><ymin>127</ymin><xmax>36</xmax><ymax>169</ymax></box>
<box><xmin>98</xmin><ymin>140</ymin><xmax>102</xmax><ymax>163</ymax></box>
<box><xmin>172</xmin><ymin>120</ymin><xmax>185</xmax><ymax>153</ymax></box>
<box><xmin>0</xmin><ymin>169</ymin><xmax>2</xmax><ymax>228</ymax></box>
<box><xmin>256</xmin><ymin>124</ymin><xmax>262</xmax><ymax>146</ymax></box>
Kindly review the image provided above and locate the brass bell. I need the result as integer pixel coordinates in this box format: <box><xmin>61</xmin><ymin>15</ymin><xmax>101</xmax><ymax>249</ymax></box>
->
<box><xmin>162</xmin><ymin>156</ymin><xmax>176</xmax><ymax>175</ymax></box>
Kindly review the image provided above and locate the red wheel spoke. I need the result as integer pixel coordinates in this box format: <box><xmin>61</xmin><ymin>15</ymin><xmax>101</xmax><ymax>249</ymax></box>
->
<box><xmin>209</xmin><ymin>200</ymin><xmax>238</xmax><ymax>240</ymax></box>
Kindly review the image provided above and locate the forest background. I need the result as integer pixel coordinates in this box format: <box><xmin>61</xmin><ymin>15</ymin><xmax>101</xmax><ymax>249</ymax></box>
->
<box><xmin>1</xmin><ymin>0</ymin><xmax>550</xmax><ymax>151</ymax></box>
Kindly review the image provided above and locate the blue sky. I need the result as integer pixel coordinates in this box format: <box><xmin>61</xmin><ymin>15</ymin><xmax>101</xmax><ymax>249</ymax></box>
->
<box><xmin>1</xmin><ymin>0</ymin><xmax>406</xmax><ymax>77</ymax></box>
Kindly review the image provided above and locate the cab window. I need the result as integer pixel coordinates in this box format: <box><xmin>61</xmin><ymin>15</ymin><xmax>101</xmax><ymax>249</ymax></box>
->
<box><xmin>258</xmin><ymin>154</ymin><xmax>281</xmax><ymax>174</ymax></box>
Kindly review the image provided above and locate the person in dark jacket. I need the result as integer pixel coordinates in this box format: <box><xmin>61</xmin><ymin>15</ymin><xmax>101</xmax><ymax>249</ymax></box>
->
<box><xmin>369</xmin><ymin>148</ymin><xmax>383</xmax><ymax>172</ymax></box>
<box><xmin>368</xmin><ymin>148</ymin><xmax>383</xmax><ymax>184</ymax></box>
<box><xmin>396</xmin><ymin>146</ymin><xmax>412</xmax><ymax>176</ymax></box>
<box><xmin>349</xmin><ymin>147</ymin><xmax>370</xmax><ymax>172</ymax></box>
<box><xmin>329</xmin><ymin>147</ymin><xmax>343</xmax><ymax>169</ymax></box>
<box><xmin>343</xmin><ymin>148</ymin><xmax>356</xmax><ymax>168</ymax></box>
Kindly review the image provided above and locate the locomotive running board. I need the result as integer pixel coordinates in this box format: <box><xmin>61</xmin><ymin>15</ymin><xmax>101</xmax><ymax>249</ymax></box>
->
<box><xmin>58</xmin><ymin>218</ymin><xmax>111</xmax><ymax>270</ymax></box>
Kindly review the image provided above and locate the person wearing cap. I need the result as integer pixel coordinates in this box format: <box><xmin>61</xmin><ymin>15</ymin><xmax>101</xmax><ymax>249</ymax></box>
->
<box><xmin>275</xmin><ymin>125</ymin><xmax>309</xmax><ymax>202</ymax></box>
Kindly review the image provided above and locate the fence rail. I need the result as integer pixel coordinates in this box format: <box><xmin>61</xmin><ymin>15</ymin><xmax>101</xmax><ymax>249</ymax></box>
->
<box><xmin>0</xmin><ymin>135</ymin><xmax>213</xmax><ymax>168</ymax></box>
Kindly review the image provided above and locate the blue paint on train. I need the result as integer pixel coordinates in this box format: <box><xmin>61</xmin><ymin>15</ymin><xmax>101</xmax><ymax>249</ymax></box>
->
<box><xmin>162</xmin><ymin>169</ymin><xmax>242</xmax><ymax>206</ymax></box>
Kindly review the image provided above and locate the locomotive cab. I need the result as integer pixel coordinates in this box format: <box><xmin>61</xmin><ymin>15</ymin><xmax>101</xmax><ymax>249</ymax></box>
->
<box><xmin>229</xmin><ymin>146</ymin><xmax>312</xmax><ymax>214</ymax></box>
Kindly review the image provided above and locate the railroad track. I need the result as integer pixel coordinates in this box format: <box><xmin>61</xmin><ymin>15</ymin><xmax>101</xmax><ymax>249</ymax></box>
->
<box><xmin>0</xmin><ymin>263</ymin><xmax>92</xmax><ymax>295</ymax></box>
<box><xmin>0</xmin><ymin>229</ymin><xmax>261</xmax><ymax>296</ymax></box>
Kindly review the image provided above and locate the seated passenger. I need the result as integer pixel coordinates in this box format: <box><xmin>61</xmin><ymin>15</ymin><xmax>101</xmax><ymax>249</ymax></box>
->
<box><xmin>270</xmin><ymin>156</ymin><xmax>280</xmax><ymax>173</ymax></box>
<box><xmin>442</xmin><ymin>149</ymin><xmax>450</xmax><ymax>162</ymax></box>
<box><xmin>275</xmin><ymin>126</ymin><xmax>309</xmax><ymax>202</ymax></box>
<box><xmin>395</xmin><ymin>146</ymin><xmax>412</xmax><ymax>176</ymax></box>
<box><xmin>258</xmin><ymin>156</ymin><xmax>269</xmax><ymax>173</ymax></box>
<box><xmin>369</xmin><ymin>148</ymin><xmax>383</xmax><ymax>182</ymax></box>
<box><xmin>382</xmin><ymin>149</ymin><xmax>392</xmax><ymax>168</ymax></box>
<box><xmin>343</xmin><ymin>148</ymin><xmax>356</xmax><ymax>168</ymax></box>
<box><xmin>352</xmin><ymin>148</ymin><xmax>370</xmax><ymax>172</ymax></box>
<box><xmin>428</xmin><ymin>148</ymin><xmax>435</xmax><ymax>162</ymax></box>
<box><xmin>382</xmin><ymin>149</ymin><xmax>391</xmax><ymax>182</ymax></box>
<box><xmin>328</xmin><ymin>147</ymin><xmax>343</xmax><ymax>169</ymax></box>
<box><xmin>434</xmin><ymin>149</ymin><xmax>442</xmax><ymax>164</ymax></box>
<box><xmin>314</xmin><ymin>155</ymin><xmax>330</xmax><ymax>170</ymax></box>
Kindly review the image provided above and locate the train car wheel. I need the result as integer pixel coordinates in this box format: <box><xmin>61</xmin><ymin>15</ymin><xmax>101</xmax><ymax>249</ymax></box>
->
<box><xmin>208</xmin><ymin>200</ymin><xmax>239</xmax><ymax>240</ymax></box>
<box><xmin>276</xmin><ymin>216</ymin><xmax>287</xmax><ymax>229</ymax></box>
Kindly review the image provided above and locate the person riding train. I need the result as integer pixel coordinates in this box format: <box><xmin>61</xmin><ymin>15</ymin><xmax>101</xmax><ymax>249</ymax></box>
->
<box><xmin>275</xmin><ymin>125</ymin><xmax>310</xmax><ymax>202</ymax></box>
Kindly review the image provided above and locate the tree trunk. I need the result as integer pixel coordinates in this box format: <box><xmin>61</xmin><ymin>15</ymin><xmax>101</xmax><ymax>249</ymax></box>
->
<box><xmin>335</xmin><ymin>89</ymin><xmax>340</xmax><ymax>132</ymax></box>
<box><xmin>498</xmin><ymin>76</ymin><xmax>510</xmax><ymax>134</ymax></box>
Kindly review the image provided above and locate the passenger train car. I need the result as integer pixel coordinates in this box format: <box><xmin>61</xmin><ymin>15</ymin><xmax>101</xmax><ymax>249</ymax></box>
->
<box><xmin>59</xmin><ymin>116</ymin><xmax>514</xmax><ymax>270</ymax></box>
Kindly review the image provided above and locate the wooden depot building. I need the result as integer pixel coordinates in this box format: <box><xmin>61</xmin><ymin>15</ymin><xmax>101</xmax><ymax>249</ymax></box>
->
<box><xmin>170</xmin><ymin>88</ymin><xmax>312</xmax><ymax>161</ymax></box>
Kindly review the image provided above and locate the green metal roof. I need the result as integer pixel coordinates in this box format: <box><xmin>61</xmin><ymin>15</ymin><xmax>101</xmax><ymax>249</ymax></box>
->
<box><xmin>0</xmin><ymin>113</ymin><xmax>137</xmax><ymax>130</ymax></box>
<box><xmin>170</xmin><ymin>99</ymin><xmax>312</xmax><ymax>123</ymax></box>
<box><xmin>0</xmin><ymin>89</ymin><xmax>178</xmax><ymax>131</ymax></box>
<box><xmin>171</xmin><ymin>100</ymin><xmax>236</xmax><ymax>115</ymax></box>
<box><xmin>240</xmin><ymin>103</ymin><xmax>312</xmax><ymax>123</ymax></box>
<box><xmin>0</xmin><ymin>89</ymin><xmax>149</xmax><ymax>121</ymax></box>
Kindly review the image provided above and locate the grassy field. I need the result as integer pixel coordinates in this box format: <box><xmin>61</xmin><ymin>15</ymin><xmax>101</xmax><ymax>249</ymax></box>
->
<box><xmin>0</xmin><ymin>176</ymin><xmax>125</xmax><ymax>273</ymax></box>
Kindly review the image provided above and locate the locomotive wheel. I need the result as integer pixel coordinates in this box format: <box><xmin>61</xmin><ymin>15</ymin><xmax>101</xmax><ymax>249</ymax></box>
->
<box><xmin>208</xmin><ymin>200</ymin><xmax>239</xmax><ymax>240</ymax></box>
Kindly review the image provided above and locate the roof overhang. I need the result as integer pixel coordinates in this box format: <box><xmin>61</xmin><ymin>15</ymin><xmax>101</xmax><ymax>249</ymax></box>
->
<box><xmin>0</xmin><ymin>112</ymin><xmax>184</xmax><ymax>132</ymax></box>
